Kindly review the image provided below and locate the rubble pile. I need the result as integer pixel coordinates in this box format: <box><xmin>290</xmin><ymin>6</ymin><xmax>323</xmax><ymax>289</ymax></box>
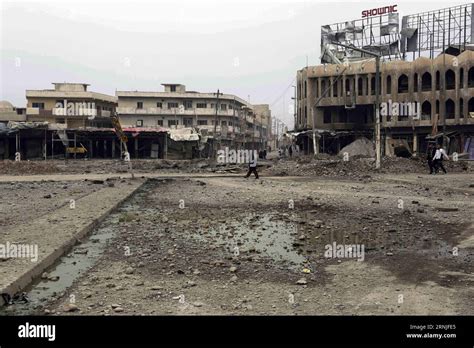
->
<box><xmin>263</xmin><ymin>155</ymin><xmax>471</xmax><ymax>178</ymax></box>
<box><xmin>0</xmin><ymin>160</ymin><xmax>60</xmax><ymax>175</ymax></box>
<box><xmin>338</xmin><ymin>137</ymin><xmax>376</xmax><ymax>158</ymax></box>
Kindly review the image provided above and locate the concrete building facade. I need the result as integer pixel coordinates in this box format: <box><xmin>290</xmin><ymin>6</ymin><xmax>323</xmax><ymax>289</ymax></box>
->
<box><xmin>296</xmin><ymin>50</ymin><xmax>474</xmax><ymax>155</ymax></box>
<box><xmin>116</xmin><ymin>84</ymin><xmax>271</xmax><ymax>150</ymax></box>
<box><xmin>26</xmin><ymin>83</ymin><xmax>117</xmax><ymax>128</ymax></box>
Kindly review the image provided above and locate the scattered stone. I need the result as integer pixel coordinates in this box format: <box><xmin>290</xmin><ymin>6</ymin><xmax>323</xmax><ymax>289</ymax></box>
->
<box><xmin>296</xmin><ymin>278</ymin><xmax>308</xmax><ymax>285</ymax></box>
<box><xmin>124</xmin><ymin>266</ymin><xmax>135</xmax><ymax>275</ymax></box>
<box><xmin>63</xmin><ymin>304</ymin><xmax>79</xmax><ymax>312</ymax></box>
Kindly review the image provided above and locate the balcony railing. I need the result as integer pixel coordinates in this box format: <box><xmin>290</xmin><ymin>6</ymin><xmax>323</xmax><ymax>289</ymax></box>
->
<box><xmin>53</xmin><ymin>107</ymin><xmax>97</xmax><ymax>117</ymax></box>
<box><xmin>117</xmin><ymin>107</ymin><xmax>239</xmax><ymax>117</ymax></box>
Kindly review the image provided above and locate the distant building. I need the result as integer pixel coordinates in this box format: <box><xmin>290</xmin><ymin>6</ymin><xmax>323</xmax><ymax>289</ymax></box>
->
<box><xmin>26</xmin><ymin>83</ymin><xmax>117</xmax><ymax>128</ymax></box>
<box><xmin>116</xmin><ymin>84</ymin><xmax>271</xmax><ymax>149</ymax></box>
<box><xmin>0</xmin><ymin>100</ymin><xmax>26</xmax><ymax>124</ymax></box>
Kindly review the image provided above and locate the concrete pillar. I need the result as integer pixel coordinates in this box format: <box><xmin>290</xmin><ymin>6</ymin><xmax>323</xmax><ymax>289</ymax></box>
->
<box><xmin>89</xmin><ymin>140</ymin><xmax>93</xmax><ymax>158</ymax></box>
<box><xmin>413</xmin><ymin>133</ymin><xmax>418</xmax><ymax>157</ymax></box>
<box><xmin>385</xmin><ymin>133</ymin><xmax>392</xmax><ymax>157</ymax></box>
<box><xmin>103</xmin><ymin>140</ymin><xmax>107</xmax><ymax>158</ymax></box>
<box><xmin>111</xmin><ymin>139</ymin><xmax>116</xmax><ymax>158</ymax></box>
<box><xmin>135</xmin><ymin>138</ymin><xmax>138</xmax><ymax>158</ymax></box>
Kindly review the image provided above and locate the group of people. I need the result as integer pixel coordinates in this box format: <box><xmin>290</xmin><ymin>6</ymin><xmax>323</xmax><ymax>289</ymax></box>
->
<box><xmin>427</xmin><ymin>143</ymin><xmax>449</xmax><ymax>174</ymax></box>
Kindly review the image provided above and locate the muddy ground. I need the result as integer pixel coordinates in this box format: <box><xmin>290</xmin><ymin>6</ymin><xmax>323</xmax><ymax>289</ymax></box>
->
<box><xmin>3</xmin><ymin>169</ymin><xmax>471</xmax><ymax>316</ymax></box>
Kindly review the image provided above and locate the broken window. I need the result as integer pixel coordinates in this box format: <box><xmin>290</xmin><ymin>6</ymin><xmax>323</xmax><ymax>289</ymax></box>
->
<box><xmin>321</xmin><ymin>79</ymin><xmax>326</xmax><ymax>98</ymax></box>
<box><xmin>421</xmin><ymin>101</ymin><xmax>431</xmax><ymax>120</ymax></box>
<box><xmin>421</xmin><ymin>72</ymin><xmax>432</xmax><ymax>92</ymax></box>
<box><xmin>386</xmin><ymin>75</ymin><xmax>392</xmax><ymax>94</ymax></box>
<box><xmin>445</xmin><ymin>99</ymin><xmax>455</xmax><ymax>119</ymax></box>
<box><xmin>398</xmin><ymin>74</ymin><xmax>409</xmax><ymax>93</ymax></box>
<box><xmin>469</xmin><ymin>97</ymin><xmax>474</xmax><ymax>113</ymax></box>
<box><xmin>468</xmin><ymin>67</ymin><xmax>474</xmax><ymax>88</ymax></box>
<box><xmin>358</xmin><ymin>77</ymin><xmax>363</xmax><ymax>96</ymax></box>
<box><xmin>323</xmin><ymin>110</ymin><xmax>331</xmax><ymax>123</ymax></box>
<box><xmin>445</xmin><ymin>69</ymin><xmax>455</xmax><ymax>90</ymax></box>
<box><xmin>333</xmin><ymin>78</ymin><xmax>338</xmax><ymax>97</ymax></box>
<box><xmin>168</xmin><ymin>102</ymin><xmax>178</xmax><ymax>109</ymax></box>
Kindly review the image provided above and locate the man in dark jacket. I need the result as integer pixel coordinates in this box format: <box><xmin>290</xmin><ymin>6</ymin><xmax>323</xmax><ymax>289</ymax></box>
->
<box><xmin>427</xmin><ymin>143</ymin><xmax>436</xmax><ymax>174</ymax></box>
<box><xmin>244</xmin><ymin>152</ymin><xmax>259</xmax><ymax>179</ymax></box>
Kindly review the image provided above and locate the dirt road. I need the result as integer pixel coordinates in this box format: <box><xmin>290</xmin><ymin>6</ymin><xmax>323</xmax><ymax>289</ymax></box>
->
<box><xmin>2</xmin><ymin>171</ymin><xmax>471</xmax><ymax>315</ymax></box>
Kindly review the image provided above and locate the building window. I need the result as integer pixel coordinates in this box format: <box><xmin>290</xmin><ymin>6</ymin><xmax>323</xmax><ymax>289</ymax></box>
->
<box><xmin>304</xmin><ymin>81</ymin><xmax>307</xmax><ymax>98</ymax></box>
<box><xmin>221</xmin><ymin>121</ymin><xmax>227</xmax><ymax>126</ymax></box>
<box><xmin>460</xmin><ymin>98</ymin><xmax>464</xmax><ymax>118</ymax></box>
<box><xmin>32</xmin><ymin>102</ymin><xmax>45</xmax><ymax>109</ymax></box>
<box><xmin>221</xmin><ymin>104</ymin><xmax>227</xmax><ymax>110</ymax></box>
<box><xmin>436</xmin><ymin>71</ymin><xmax>441</xmax><ymax>90</ymax></box>
<box><xmin>157</xmin><ymin>102</ymin><xmax>162</xmax><ymax>108</ymax></box>
<box><xmin>421</xmin><ymin>72</ymin><xmax>432</xmax><ymax>91</ymax></box>
<box><xmin>333</xmin><ymin>78</ymin><xmax>338</xmax><ymax>97</ymax></box>
<box><xmin>136</xmin><ymin>120</ymin><xmax>143</xmax><ymax>127</ymax></box>
<box><xmin>398</xmin><ymin>74</ymin><xmax>409</xmax><ymax>93</ymax></box>
<box><xmin>445</xmin><ymin>99</ymin><xmax>455</xmax><ymax>119</ymax></box>
<box><xmin>445</xmin><ymin>69</ymin><xmax>455</xmax><ymax>90</ymax></box>
<box><xmin>196</xmin><ymin>103</ymin><xmax>207</xmax><ymax>108</ymax></box>
<box><xmin>137</xmin><ymin>102</ymin><xmax>143</xmax><ymax>109</ymax></box>
<box><xmin>197</xmin><ymin>120</ymin><xmax>208</xmax><ymax>125</ymax></box>
<box><xmin>469</xmin><ymin>97</ymin><xmax>474</xmax><ymax>113</ymax></box>
<box><xmin>386</xmin><ymin>75</ymin><xmax>392</xmax><ymax>94</ymax></box>
<box><xmin>210</xmin><ymin>103</ymin><xmax>215</xmax><ymax>108</ymax></box>
<box><xmin>323</xmin><ymin>110</ymin><xmax>331</xmax><ymax>123</ymax></box>
<box><xmin>413</xmin><ymin>73</ymin><xmax>417</xmax><ymax>93</ymax></box>
<box><xmin>168</xmin><ymin>102</ymin><xmax>178</xmax><ymax>109</ymax></box>
<box><xmin>421</xmin><ymin>101</ymin><xmax>431</xmax><ymax>120</ymax></box>
<box><xmin>170</xmin><ymin>85</ymin><xmax>176</xmax><ymax>92</ymax></box>
<box><xmin>184</xmin><ymin>100</ymin><xmax>193</xmax><ymax>109</ymax></box>
<box><xmin>468</xmin><ymin>67</ymin><xmax>474</xmax><ymax>88</ymax></box>
<box><xmin>168</xmin><ymin>119</ymin><xmax>178</xmax><ymax>126</ymax></box>
<box><xmin>460</xmin><ymin>68</ymin><xmax>464</xmax><ymax>89</ymax></box>
<box><xmin>56</xmin><ymin>118</ymin><xmax>65</xmax><ymax>124</ymax></box>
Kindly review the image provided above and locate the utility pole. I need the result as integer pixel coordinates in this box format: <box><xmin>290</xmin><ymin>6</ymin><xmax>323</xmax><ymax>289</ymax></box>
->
<box><xmin>330</xmin><ymin>41</ymin><xmax>381</xmax><ymax>169</ymax></box>
<box><xmin>213</xmin><ymin>89</ymin><xmax>221</xmax><ymax>155</ymax></box>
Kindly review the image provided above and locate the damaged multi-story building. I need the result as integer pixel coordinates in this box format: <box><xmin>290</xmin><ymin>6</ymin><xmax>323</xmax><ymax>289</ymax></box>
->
<box><xmin>295</xmin><ymin>3</ymin><xmax>474</xmax><ymax>159</ymax></box>
<box><xmin>0</xmin><ymin>82</ymin><xmax>272</xmax><ymax>160</ymax></box>
<box><xmin>116</xmin><ymin>84</ymin><xmax>271</xmax><ymax>154</ymax></box>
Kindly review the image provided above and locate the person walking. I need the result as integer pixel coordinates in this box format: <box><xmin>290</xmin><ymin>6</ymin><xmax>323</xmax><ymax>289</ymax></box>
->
<box><xmin>427</xmin><ymin>143</ymin><xmax>436</xmax><ymax>174</ymax></box>
<box><xmin>245</xmin><ymin>151</ymin><xmax>259</xmax><ymax>179</ymax></box>
<box><xmin>432</xmin><ymin>143</ymin><xmax>449</xmax><ymax>174</ymax></box>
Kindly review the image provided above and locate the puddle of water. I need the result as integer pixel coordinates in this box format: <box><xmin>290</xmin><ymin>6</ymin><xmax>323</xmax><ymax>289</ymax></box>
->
<box><xmin>191</xmin><ymin>213</ymin><xmax>307</xmax><ymax>270</ymax></box>
<box><xmin>0</xmin><ymin>188</ymin><xmax>149</xmax><ymax>315</ymax></box>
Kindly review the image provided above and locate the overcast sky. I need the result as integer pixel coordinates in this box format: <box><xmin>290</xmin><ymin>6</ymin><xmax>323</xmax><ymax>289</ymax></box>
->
<box><xmin>0</xmin><ymin>0</ymin><xmax>461</xmax><ymax>128</ymax></box>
